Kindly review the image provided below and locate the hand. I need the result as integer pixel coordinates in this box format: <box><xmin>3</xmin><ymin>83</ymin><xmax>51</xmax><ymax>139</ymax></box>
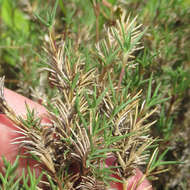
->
<box><xmin>0</xmin><ymin>88</ymin><xmax>152</xmax><ymax>190</ymax></box>
<box><xmin>0</xmin><ymin>88</ymin><xmax>49</xmax><ymax>178</ymax></box>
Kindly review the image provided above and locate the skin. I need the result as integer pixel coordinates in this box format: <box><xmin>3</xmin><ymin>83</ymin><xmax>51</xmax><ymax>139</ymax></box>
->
<box><xmin>0</xmin><ymin>88</ymin><xmax>51</xmax><ymax>180</ymax></box>
<box><xmin>0</xmin><ymin>88</ymin><xmax>153</xmax><ymax>190</ymax></box>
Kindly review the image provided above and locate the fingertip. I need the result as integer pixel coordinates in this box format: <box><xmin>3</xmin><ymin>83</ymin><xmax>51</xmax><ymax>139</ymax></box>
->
<box><xmin>126</xmin><ymin>169</ymin><xmax>153</xmax><ymax>190</ymax></box>
<box><xmin>4</xmin><ymin>88</ymin><xmax>47</xmax><ymax>117</ymax></box>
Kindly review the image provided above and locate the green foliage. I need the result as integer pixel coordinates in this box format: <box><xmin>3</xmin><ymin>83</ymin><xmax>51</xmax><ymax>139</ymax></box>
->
<box><xmin>0</xmin><ymin>0</ymin><xmax>190</xmax><ymax>189</ymax></box>
<box><xmin>0</xmin><ymin>156</ymin><xmax>21</xmax><ymax>190</ymax></box>
<box><xmin>21</xmin><ymin>168</ymin><xmax>43</xmax><ymax>190</ymax></box>
<box><xmin>164</xmin><ymin>66</ymin><xmax>190</xmax><ymax>96</ymax></box>
<box><xmin>34</xmin><ymin>0</ymin><xmax>59</xmax><ymax>28</ymax></box>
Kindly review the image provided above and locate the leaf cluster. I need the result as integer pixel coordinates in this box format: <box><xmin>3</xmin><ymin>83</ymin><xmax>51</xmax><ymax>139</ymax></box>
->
<box><xmin>0</xmin><ymin>8</ymin><xmax>175</xmax><ymax>189</ymax></box>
